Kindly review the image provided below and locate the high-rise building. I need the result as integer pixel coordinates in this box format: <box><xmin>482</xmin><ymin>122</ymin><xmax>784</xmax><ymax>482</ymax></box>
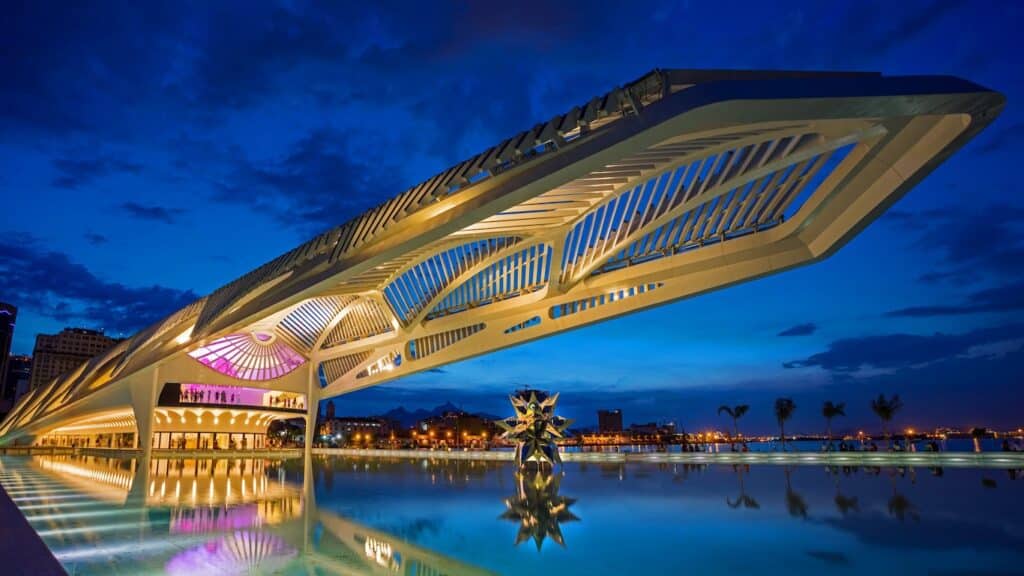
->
<box><xmin>598</xmin><ymin>409</ymin><xmax>623</xmax><ymax>433</ymax></box>
<box><xmin>29</xmin><ymin>328</ymin><xmax>120</xmax><ymax>391</ymax></box>
<box><xmin>0</xmin><ymin>303</ymin><xmax>15</xmax><ymax>408</ymax></box>
<box><xmin>2</xmin><ymin>355</ymin><xmax>31</xmax><ymax>415</ymax></box>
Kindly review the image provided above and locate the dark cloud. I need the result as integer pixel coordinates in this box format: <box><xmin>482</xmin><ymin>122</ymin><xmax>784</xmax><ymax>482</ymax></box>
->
<box><xmin>783</xmin><ymin>324</ymin><xmax>1023</xmax><ymax>373</ymax></box>
<box><xmin>0</xmin><ymin>237</ymin><xmax>198</xmax><ymax>334</ymax></box>
<box><xmin>857</xmin><ymin>0</ymin><xmax>965</xmax><ymax>59</ymax></box>
<box><xmin>886</xmin><ymin>282</ymin><xmax>1024</xmax><ymax>317</ymax></box>
<box><xmin>778</xmin><ymin>323</ymin><xmax>817</xmax><ymax>337</ymax></box>
<box><xmin>974</xmin><ymin>121</ymin><xmax>1024</xmax><ymax>155</ymax></box>
<box><xmin>119</xmin><ymin>202</ymin><xmax>185</xmax><ymax>224</ymax></box>
<box><xmin>83</xmin><ymin>232</ymin><xmax>109</xmax><ymax>246</ymax></box>
<box><xmin>51</xmin><ymin>155</ymin><xmax>143</xmax><ymax>189</ymax></box>
<box><xmin>214</xmin><ymin>128</ymin><xmax>406</xmax><ymax>233</ymax></box>
<box><xmin>181</xmin><ymin>4</ymin><xmax>355</xmax><ymax>111</ymax></box>
<box><xmin>0</xmin><ymin>3</ymin><xmax>189</xmax><ymax>137</ymax></box>
<box><xmin>885</xmin><ymin>204</ymin><xmax>1024</xmax><ymax>285</ymax></box>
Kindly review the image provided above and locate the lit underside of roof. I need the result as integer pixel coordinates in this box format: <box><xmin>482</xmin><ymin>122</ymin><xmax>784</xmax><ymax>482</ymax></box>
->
<box><xmin>0</xmin><ymin>68</ymin><xmax>1004</xmax><ymax>443</ymax></box>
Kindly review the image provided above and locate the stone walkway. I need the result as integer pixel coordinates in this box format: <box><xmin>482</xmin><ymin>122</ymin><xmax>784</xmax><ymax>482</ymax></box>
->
<box><xmin>0</xmin><ymin>482</ymin><xmax>66</xmax><ymax>575</ymax></box>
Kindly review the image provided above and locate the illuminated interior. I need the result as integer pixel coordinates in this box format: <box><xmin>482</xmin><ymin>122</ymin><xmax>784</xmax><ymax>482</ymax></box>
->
<box><xmin>187</xmin><ymin>332</ymin><xmax>305</xmax><ymax>381</ymax></box>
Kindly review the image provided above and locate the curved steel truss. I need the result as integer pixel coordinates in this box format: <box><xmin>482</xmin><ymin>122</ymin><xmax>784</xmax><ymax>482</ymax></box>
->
<box><xmin>0</xmin><ymin>68</ymin><xmax>1004</xmax><ymax>445</ymax></box>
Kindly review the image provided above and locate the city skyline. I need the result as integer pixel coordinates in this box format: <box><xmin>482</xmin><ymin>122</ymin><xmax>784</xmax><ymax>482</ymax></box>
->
<box><xmin>2</xmin><ymin>1</ymin><xmax>1023</xmax><ymax>436</ymax></box>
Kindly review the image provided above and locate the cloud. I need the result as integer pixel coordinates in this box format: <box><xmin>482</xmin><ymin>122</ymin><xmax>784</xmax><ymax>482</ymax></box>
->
<box><xmin>83</xmin><ymin>232</ymin><xmax>109</xmax><ymax>246</ymax></box>
<box><xmin>783</xmin><ymin>323</ymin><xmax>1024</xmax><ymax>373</ymax></box>
<box><xmin>974</xmin><ymin>121</ymin><xmax>1024</xmax><ymax>155</ymax></box>
<box><xmin>0</xmin><ymin>236</ymin><xmax>198</xmax><ymax>334</ymax></box>
<box><xmin>51</xmin><ymin>154</ymin><xmax>142</xmax><ymax>189</ymax></box>
<box><xmin>886</xmin><ymin>282</ymin><xmax>1024</xmax><ymax>317</ymax></box>
<box><xmin>119</xmin><ymin>202</ymin><xmax>185</xmax><ymax>224</ymax></box>
<box><xmin>778</xmin><ymin>323</ymin><xmax>817</xmax><ymax>337</ymax></box>
<box><xmin>214</xmin><ymin>128</ymin><xmax>406</xmax><ymax>233</ymax></box>
<box><xmin>884</xmin><ymin>204</ymin><xmax>1024</xmax><ymax>285</ymax></box>
<box><xmin>857</xmin><ymin>0</ymin><xmax>965</xmax><ymax>59</ymax></box>
<box><xmin>0</xmin><ymin>4</ymin><xmax>190</xmax><ymax>137</ymax></box>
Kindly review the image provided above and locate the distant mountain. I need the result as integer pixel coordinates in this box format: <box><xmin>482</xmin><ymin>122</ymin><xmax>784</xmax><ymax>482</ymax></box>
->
<box><xmin>379</xmin><ymin>402</ymin><xmax>502</xmax><ymax>428</ymax></box>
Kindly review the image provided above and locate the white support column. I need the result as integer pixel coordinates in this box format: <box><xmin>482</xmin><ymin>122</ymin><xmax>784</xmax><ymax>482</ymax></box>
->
<box><xmin>303</xmin><ymin>363</ymin><xmax>318</xmax><ymax>463</ymax></box>
<box><xmin>130</xmin><ymin>366</ymin><xmax>159</xmax><ymax>463</ymax></box>
<box><xmin>127</xmin><ymin>367</ymin><xmax>158</xmax><ymax>508</ymax></box>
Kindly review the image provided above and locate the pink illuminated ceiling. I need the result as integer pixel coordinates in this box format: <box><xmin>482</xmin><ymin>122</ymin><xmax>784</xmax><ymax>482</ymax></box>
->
<box><xmin>187</xmin><ymin>332</ymin><xmax>305</xmax><ymax>381</ymax></box>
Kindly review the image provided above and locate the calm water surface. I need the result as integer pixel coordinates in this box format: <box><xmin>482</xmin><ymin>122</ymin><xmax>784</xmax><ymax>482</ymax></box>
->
<box><xmin>1</xmin><ymin>454</ymin><xmax>1022</xmax><ymax>575</ymax></box>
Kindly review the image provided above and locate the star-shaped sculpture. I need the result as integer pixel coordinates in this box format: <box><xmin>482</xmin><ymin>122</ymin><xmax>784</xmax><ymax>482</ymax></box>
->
<box><xmin>499</xmin><ymin>470</ymin><xmax>580</xmax><ymax>550</ymax></box>
<box><xmin>495</xmin><ymin>390</ymin><xmax>573</xmax><ymax>468</ymax></box>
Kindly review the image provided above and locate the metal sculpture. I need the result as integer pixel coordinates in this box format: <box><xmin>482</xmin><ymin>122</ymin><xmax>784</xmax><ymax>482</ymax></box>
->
<box><xmin>496</xmin><ymin>390</ymin><xmax>573</xmax><ymax>468</ymax></box>
<box><xmin>499</xmin><ymin>469</ymin><xmax>580</xmax><ymax>550</ymax></box>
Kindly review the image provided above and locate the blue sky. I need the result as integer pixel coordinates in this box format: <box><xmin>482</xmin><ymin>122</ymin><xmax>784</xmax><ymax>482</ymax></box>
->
<box><xmin>1</xmin><ymin>0</ymin><xmax>1022</xmax><ymax>434</ymax></box>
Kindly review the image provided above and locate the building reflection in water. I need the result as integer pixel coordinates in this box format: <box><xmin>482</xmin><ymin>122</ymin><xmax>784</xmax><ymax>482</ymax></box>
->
<box><xmin>165</xmin><ymin>531</ymin><xmax>298</xmax><ymax>575</ymax></box>
<box><xmin>499</xmin><ymin>469</ymin><xmax>580</xmax><ymax>550</ymax></box>
<box><xmin>18</xmin><ymin>454</ymin><xmax>498</xmax><ymax>575</ymax></box>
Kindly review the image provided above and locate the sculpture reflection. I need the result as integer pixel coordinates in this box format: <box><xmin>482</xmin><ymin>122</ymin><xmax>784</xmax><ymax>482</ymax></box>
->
<box><xmin>500</xmin><ymin>469</ymin><xmax>580</xmax><ymax>550</ymax></box>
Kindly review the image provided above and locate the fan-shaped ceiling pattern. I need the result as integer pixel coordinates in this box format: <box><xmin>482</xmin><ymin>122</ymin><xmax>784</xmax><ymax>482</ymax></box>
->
<box><xmin>187</xmin><ymin>332</ymin><xmax>305</xmax><ymax>381</ymax></box>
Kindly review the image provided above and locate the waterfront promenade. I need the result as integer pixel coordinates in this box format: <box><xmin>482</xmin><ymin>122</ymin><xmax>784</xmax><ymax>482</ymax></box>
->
<box><xmin>315</xmin><ymin>448</ymin><xmax>1024</xmax><ymax>469</ymax></box>
<box><xmin>5</xmin><ymin>445</ymin><xmax>1023</xmax><ymax>468</ymax></box>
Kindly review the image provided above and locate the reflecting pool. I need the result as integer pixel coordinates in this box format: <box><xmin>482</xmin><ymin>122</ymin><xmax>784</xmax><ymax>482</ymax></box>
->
<box><xmin>2</xmin><ymin>454</ymin><xmax>1023</xmax><ymax>575</ymax></box>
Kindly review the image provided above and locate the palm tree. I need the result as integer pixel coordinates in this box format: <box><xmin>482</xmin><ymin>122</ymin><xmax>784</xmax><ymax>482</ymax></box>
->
<box><xmin>970</xmin><ymin>427</ymin><xmax>987</xmax><ymax>453</ymax></box>
<box><xmin>774</xmin><ymin>398</ymin><xmax>796</xmax><ymax>451</ymax></box>
<box><xmin>822</xmin><ymin>401</ymin><xmax>846</xmax><ymax>449</ymax></box>
<box><xmin>870</xmin><ymin>394</ymin><xmax>904</xmax><ymax>449</ymax></box>
<box><xmin>717</xmin><ymin>404</ymin><xmax>750</xmax><ymax>445</ymax></box>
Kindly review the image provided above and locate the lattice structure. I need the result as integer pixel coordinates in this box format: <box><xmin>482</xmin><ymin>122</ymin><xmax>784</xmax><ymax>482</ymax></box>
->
<box><xmin>187</xmin><ymin>333</ymin><xmax>305</xmax><ymax>381</ymax></box>
<box><xmin>0</xmin><ymin>69</ymin><xmax>1003</xmax><ymax>447</ymax></box>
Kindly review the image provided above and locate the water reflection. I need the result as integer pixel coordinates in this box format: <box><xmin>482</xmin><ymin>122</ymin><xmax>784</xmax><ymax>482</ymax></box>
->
<box><xmin>783</xmin><ymin>466</ymin><xmax>808</xmax><ymax>519</ymax></box>
<box><xmin>726</xmin><ymin>464</ymin><xmax>759</xmax><ymax>509</ymax></box>
<box><xmin>499</xmin><ymin>469</ymin><xmax>580</xmax><ymax>550</ymax></box>
<box><xmin>1</xmin><ymin>454</ymin><xmax>497</xmax><ymax>575</ymax></box>
<box><xmin>3</xmin><ymin>454</ymin><xmax>1024</xmax><ymax>574</ymax></box>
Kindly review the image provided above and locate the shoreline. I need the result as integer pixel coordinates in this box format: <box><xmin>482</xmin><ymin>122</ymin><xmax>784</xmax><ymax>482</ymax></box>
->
<box><xmin>3</xmin><ymin>446</ymin><xmax>1023</xmax><ymax>468</ymax></box>
<box><xmin>312</xmin><ymin>447</ymin><xmax>1024</xmax><ymax>468</ymax></box>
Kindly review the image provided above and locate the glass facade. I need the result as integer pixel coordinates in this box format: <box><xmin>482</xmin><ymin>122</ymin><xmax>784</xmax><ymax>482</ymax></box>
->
<box><xmin>152</xmin><ymin>431</ymin><xmax>266</xmax><ymax>450</ymax></box>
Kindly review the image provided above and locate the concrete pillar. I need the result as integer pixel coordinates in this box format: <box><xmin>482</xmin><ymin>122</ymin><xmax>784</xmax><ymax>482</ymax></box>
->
<box><xmin>129</xmin><ymin>367</ymin><xmax>159</xmax><ymax>463</ymax></box>
<box><xmin>303</xmin><ymin>364</ymin><xmax>318</xmax><ymax>463</ymax></box>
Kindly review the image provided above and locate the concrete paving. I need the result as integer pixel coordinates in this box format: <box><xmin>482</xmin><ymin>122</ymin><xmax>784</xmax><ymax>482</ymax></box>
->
<box><xmin>0</xmin><ymin>482</ymin><xmax>66</xmax><ymax>575</ymax></box>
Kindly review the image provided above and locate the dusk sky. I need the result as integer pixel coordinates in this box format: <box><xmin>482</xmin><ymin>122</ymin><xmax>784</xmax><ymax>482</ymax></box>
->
<box><xmin>2</xmin><ymin>1</ymin><xmax>1022</xmax><ymax>435</ymax></box>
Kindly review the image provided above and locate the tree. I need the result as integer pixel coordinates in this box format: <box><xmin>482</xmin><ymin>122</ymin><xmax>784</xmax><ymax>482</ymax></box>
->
<box><xmin>870</xmin><ymin>394</ymin><xmax>904</xmax><ymax>449</ymax></box>
<box><xmin>774</xmin><ymin>398</ymin><xmax>796</xmax><ymax>451</ymax></box>
<box><xmin>717</xmin><ymin>404</ymin><xmax>750</xmax><ymax>445</ymax></box>
<box><xmin>970</xmin><ymin>427</ymin><xmax>988</xmax><ymax>453</ymax></box>
<box><xmin>822</xmin><ymin>401</ymin><xmax>846</xmax><ymax>448</ymax></box>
